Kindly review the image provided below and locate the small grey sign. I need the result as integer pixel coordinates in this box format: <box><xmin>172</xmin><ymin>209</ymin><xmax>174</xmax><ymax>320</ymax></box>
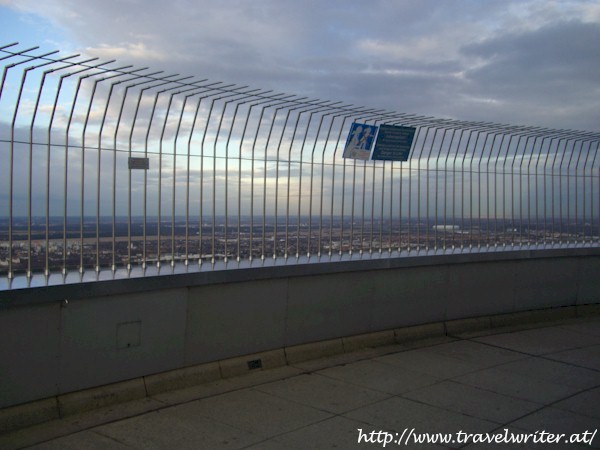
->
<box><xmin>128</xmin><ymin>157</ymin><xmax>149</xmax><ymax>170</ymax></box>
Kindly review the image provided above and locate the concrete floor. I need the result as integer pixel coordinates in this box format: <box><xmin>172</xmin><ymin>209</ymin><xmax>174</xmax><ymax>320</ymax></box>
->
<box><xmin>2</xmin><ymin>316</ymin><xmax>600</xmax><ymax>449</ymax></box>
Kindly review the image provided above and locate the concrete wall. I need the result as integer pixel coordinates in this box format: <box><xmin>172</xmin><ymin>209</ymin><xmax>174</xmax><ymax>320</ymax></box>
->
<box><xmin>1</xmin><ymin>249</ymin><xmax>598</xmax><ymax>409</ymax></box>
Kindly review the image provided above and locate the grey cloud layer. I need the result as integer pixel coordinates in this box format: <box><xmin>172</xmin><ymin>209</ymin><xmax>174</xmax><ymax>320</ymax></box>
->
<box><xmin>4</xmin><ymin>0</ymin><xmax>600</xmax><ymax>131</ymax></box>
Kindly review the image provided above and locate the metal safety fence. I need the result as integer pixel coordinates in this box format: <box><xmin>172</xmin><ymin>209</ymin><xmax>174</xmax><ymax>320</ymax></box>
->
<box><xmin>1</xmin><ymin>42</ymin><xmax>599</xmax><ymax>285</ymax></box>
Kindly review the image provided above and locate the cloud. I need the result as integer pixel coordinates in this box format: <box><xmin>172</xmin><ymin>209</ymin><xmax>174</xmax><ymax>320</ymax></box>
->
<box><xmin>83</xmin><ymin>42</ymin><xmax>167</xmax><ymax>61</ymax></box>
<box><xmin>1</xmin><ymin>0</ymin><xmax>599</xmax><ymax>134</ymax></box>
<box><xmin>458</xmin><ymin>20</ymin><xmax>600</xmax><ymax>129</ymax></box>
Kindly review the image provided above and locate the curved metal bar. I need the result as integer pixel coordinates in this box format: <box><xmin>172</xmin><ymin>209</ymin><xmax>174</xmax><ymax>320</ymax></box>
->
<box><xmin>26</xmin><ymin>54</ymin><xmax>80</xmax><ymax>278</ymax></box>
<box><xmin>79</xmin><ymin>65</ymin><xmax>137</xmax><ymax>274</ymax></box>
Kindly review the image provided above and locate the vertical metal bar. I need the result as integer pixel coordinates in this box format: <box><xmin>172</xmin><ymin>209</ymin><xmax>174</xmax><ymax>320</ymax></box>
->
<box><xmin>44</xmin><ymin>57</ymin><xmax>99</xmax><ymax>277</ymax></box>
<box><xmin>123</xmin><ymin>72</ymin><xmax>173</xmax><ymax>271</ymax></box>
<box><xmin>220</xmin><ymin>89</ymin><xmax>262</xmax><ymax>263</ymax></box>
<box><xmin>210</xmin><ymin>90</ymin><xmax>249</xmax><ymax>265</ymax></box>
<box><xmin>80</xmin><ymin>65</ymin><xmax>133</xmax><ymax>274</ymax></box>
<box><xmin>412</xmin><ymin>126</ymin><xmax>431</xmax><ymax>252</ymax></box>
<box><xmin>369</xmin><ymin>120</ymin><xmax>381</xmax><ymax>255</ymax></box>
<box><xmin>138</xmin><ymin>76</ymin><xmax>183</xmax><ymax>269</ymax></box>
<box><xmin>389</xmin><ymin>155</ymin><xmax>396</xmax><ymax>254</ymax></box>
<box><xmin>297</xmin><ymin>103</ymin><xmax>338</xmax><ymax>259</ymax></box>
<box><xmin>543</xmin><ymin>136</ymin><xmax>557</xmax><ymax>247</ymax></box>
<box><xmin>8</xmin><ymin>51</ymin><xmax>60</xmax><ymax>278</ymax></box>
<box><xmin>331</xmin><ymin>115</ymin><xmax>358</xmax><ymax>257</ymax></box>
<box><xmin>184</xmin><ymin>87</ymin><xmax>224</xmax><ymax>264</ymax></box>
<box><xmin>236</xmin><ymin>96</ymin><xmax>282</xmax><ymax>264</ymax></box>
<box><xmin>567</xmin><ymin>138</ymin><xmax>582</xmax><ymax>245</ymax></box>
<box><xmin>319</xmin><ymin>110</ymin><xmax>357</xmax><ymax>257</ymax></box>
<box><xmin>282</xmin><ymin>101</ymin><xmax>325</xmax><ymax>260</ymax></box>
<box><xmin>64</xmin><ymin>60</ymin><xmax>115</xmax><ymax>275</ymax></box>
<box><xmin>149</xmin><ymin>77</ymin><xmax>194</xmax><ymax>268</ymax></box>
<box><xmin>119</xmin><ymin>70</ymin><xmax>176</xmax><ymax>273</ymax></box>
<box><xmin>425</xmin><ymin>128</ymin><xmax>441</xmax><ymax>252</ymax></box>
<box><xmin>549</xmin><ymin>137</ymin><xmax>564</xmax><ymax>245</ymax></box>
<box><xmin>346</xmin><ymin>111</ymin><xmax>387</xmax><ymax>256</ymax></box>
<box><xmin>510</xmin><ymin>134</ymin><xmax>523</xmax><ymax>247</ymax></box>
<box><xmin>526</xmin><ymin>134</ymin><xmax>542</xmax><ymax>247</ymax></box>
<box><xmin>198</xmin><ymin>96</ymin><xmax>220</xmax><ymax>265</ymax></box>
<box><xmin>168</xmin><ymin>82</ymin><xmax>216</xmax><ymax>268</ymax></box>
<box><xmin>199</xmin><ymin>100</ymin><xmax>214</xmax><ymax>265</ymax></box>
<box><xmin>443</xmin><ymin>128</ymin><xmax>460</xmax><ymax>251</ymax></box>
<box><xmin>292</xmin><ymin>102</ymin><xmax>328</xmax><ymax>260</ymax></box>
<box><xmin>450</xmin><ymin>128</ymin><xmax>466</xmax><ymax>251</ymax></box>
<box><xmin>407</xmin><ymin>126</ymin><xmax>430</xmax><ymax>255</ymax></box>
<box><xmin>589</xmin><ymin>142</ymin><xmax>599</xmax><ymax>244</ymax></box>
<box><xmin>254</xmin><ymin>95</ymin><xmax>293</xmax><ymax>262</ymax></box>
<box><xmin>158</xmin><ymin>92</ymin><xmax>178</xmax><ymax>267</ymax></box>
<box><xmin>308</xmin><ymin>106</ymin><xmax>343</xmax><ymax>258</ymax></box>
<box><xmin>462</xmin><ymin>128</ymin><xmax>482</xmax><ymax>250</ymax></box>
<box><xmin>339</xmin><ymin>111</ymin><xmax>380</xmax><ymax>257</ymax></box>
<box><xmin>28</xmin><ymin>55</ymin><xmax>79</xmax><ymax>277</ymax></box>
<box><xmin>171</xmin><ymin>87</ymin><xmax>207</xmax><ymax>267</ymax></box>
<box><xmin>532</xmin><ymin>136</ymin><xmax>548</xmax><ymax>248</ymax></box>
<box><xmin>434</xmin><ymin>128</ymin><xmax>451</xmax><ymax>251</ymax></box>
<box><xmin>477</xmin><ymin>130</ymin><xmax>492</xmax><ymax>249</ymax></box>
<box><xmin>491</xmin><ymin>132</ymin><xmax>505</xmax><ymax>248</ymax></box>
<box><xmin>261</xmin><ymin>97</ymin><xmax>306</xmax><ymax>262</ymax></box>
<box><xmin>185</xmin><ymin>94</ymin><xmax>202</xmax><ymax>265</ymax></box>
<box><xmin>582</xmin><ymin>137</ymin><xmax>596</xmax><ymax>245</ymax></box>
<box><xmin>237</xmin><ymin>91</ymin><xmax>282</xmax><ymax>263</ymax></box>
<box><xmin>575</xmin><ymin>140</ymin><xmax>590</xmax><ymax>245</ymax></box>
<box><xmin>557</xmin><ymin>137</ymin><xmax>572</xmax><ymax>245</ymax></box>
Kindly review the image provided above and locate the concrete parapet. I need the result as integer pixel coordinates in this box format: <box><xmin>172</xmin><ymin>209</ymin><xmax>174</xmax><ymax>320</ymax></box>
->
<box><xmin>284</xmin><ymin>339</ymin><xmax>344</xmax><ymax>365</ymax></box>
<box><xmin>577</xmin><ymin>303</ymin><xmax>600</xmax><ymax>317</ymax></box>
<box><xmin>490</xmin><ymin>306</ymin><xmax>577</xmax><ymax>329</ymax></box>
<box><xmin>144</xmin><ymin>362</ymin><xmax>221</xmax><ymax>397</ymax></box>
<box><xmin>342</xmin><ymin>330</ymin><xmax>395</xmax><ymax>352</ymax></box>
<box><xmin>0</xmin><ymin>398</ymin><xmax>58</xmax><ymax>434</ymax></box>
<box><xmin>219</xmin><ymin>349</ymin><xmax>287</xmax><ymax>378</ymax></box>
<box><xmin>394</xmin><ymin>323</ymin><xmax>445</xmax><ymax>343</ymax></box>
<box><xmin>57</xmin><ymin>378</ymin><xmax>146</xmax><ymax>418</ymax></box>
<box><xmin>446</xmin><ymin>316</ymin><xmax>492</xmax><ymax>335</ymax></box>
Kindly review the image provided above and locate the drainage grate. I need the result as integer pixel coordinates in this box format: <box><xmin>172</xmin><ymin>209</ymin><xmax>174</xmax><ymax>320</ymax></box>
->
<box><xmin>247</xmin><ymin>359</ymin><xmax>263</xmax><ymax>370</ymax></box>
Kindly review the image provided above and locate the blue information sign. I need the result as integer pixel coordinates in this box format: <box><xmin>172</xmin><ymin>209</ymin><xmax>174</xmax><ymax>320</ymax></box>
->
<box><xmin>371</xmin><ymin>124</ymin><xmax>416</xmax><ymax>161</ymax></box>
<box><xmin>343</xmin><ymin>122</ymin><xmax>378</xmax><ymax>160</ymax></box>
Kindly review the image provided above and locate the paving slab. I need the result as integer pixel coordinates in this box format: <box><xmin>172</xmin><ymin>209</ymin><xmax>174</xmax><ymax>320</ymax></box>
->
<box><xmin>492</xmin><ymin>357</ymin><xmax>600</xmax><ymax>390</ymax></box>
<box><xmin>552</xmin><ymin>387</ymin><xmax>600</xmax><ymax>420</ymax></box>
<box><xmin>94</xmin><ymin>409</ymin><xmax>264</xmax><ymax>450</ymax></box>
<box><xmin>27</xmin><ymin>430</ymin><xmax>131</xmax><ymax>449</ymax></box>
<box><xmin>374</xmin><ymin>348</ymin><xmax>485</xmax><ymax>379</ymax></box>
<box><xmin>474</xmin><ymin>325</ymin><xmax>600</xmax><ymax>355</ymax></box>
<box><xmin>544</xmin><ymin>344</ymin><xmax>600</xmax><ymax>371</ymax></box>
<box><xmin>0</xmin><ymin>398</ymin><xmax>166</xmax><ymax>450</ymax></box>
<box><xmin>344</xmin><ymin>396</ymin><xmax>498</xmax><ymax>449</ymax></box>
<box><xmin>169</xmin><ymin>387</ymin><xmax>332</xmax><ymax>437</ymax></box>
<box><xmin>558</xmin><ymin>317</ymin><xmax>600</xmax><ymax>337</ymax></box>
<box><xmin>451</xmin><ymin>366</ymin><xmax>582</xmax><ymax>404</ymax></box>
<box><xmin>461</xmin><ymin>425</ymin><xmax>588</xmax><ymax>449</ymax></box>
<box><xmin>254</xmin><ymin>372</ymin><xmax>389</xmax><ymax>414</ymax></box>
<box><xmin>317</xmin><ymin>359</ymin><xmax>441</xmax><ymax>395</ymax></box>
<box><xmin>401</xmin><ymin>380</ymin><xmax>542</xmax><ymax>425</ymax></box>
<box><xmin>510</xmin><ymin>406</ymin><xmax>600</xmax><ymax>449</ymax></box>
<box><xmin>245</xmin><ymin>416</ymin><xmax>376</xmax><ymax>450</ymax></box>
<box><xmin>418</xmin><ymin>339</ymin><xmax>528</xmax><ymax>367</ymax></box>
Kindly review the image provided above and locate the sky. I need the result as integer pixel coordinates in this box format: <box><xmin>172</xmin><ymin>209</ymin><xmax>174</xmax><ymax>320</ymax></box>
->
<box><xmin>1</xmin><ymin>0</ymin><xmax>599</xmax><ymax>133</ymax></box>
